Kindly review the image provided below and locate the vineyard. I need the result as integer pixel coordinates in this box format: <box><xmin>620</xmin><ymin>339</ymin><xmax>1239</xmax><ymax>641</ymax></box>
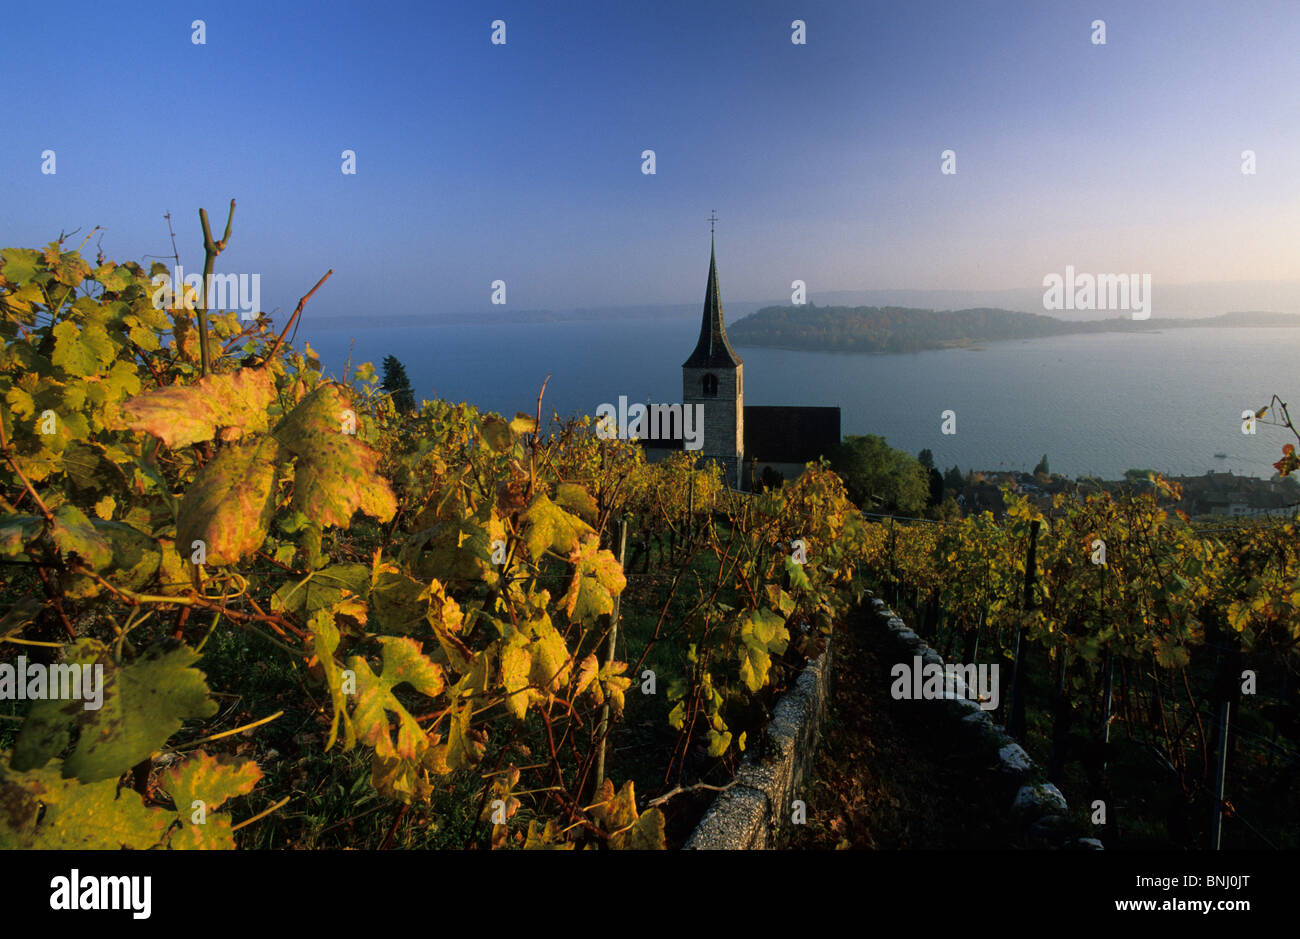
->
<box><xmin>1</xmin><ymin>221</ymin><xmax>1296</xmax><ymax>850</ymax></box>
<box><xmin>0</xmin><ymin>225</ymin><xmax>863</xmax><ymax>849</ymax></box>
<box><xmin>858</xmin><ymin>482</ymin><xmax>1300</xmax><ymax>848</ymax></box>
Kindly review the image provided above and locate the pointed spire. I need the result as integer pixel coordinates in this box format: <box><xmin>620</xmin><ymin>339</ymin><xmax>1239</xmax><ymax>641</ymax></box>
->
<box><xmin>683</xmin><ymin>236</ymin><xmax>742</xmax><ymax>369</ymax></box>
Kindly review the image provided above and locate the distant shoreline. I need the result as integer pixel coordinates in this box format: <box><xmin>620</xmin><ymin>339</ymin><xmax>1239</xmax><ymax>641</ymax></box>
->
<box><xmin>727</xmin><ymin>307</ymin><xmax>1300</xmax><ymax>356</ymax></box>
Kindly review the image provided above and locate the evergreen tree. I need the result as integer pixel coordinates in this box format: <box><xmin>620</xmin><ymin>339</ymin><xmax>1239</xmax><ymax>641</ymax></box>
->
<box><xmin>944</xmin><ymin>465</ymin><xmax>964</xmax><ymax>492</ymax></box>
<box><xmin>917</xmin><ymin>448</ymin><xmax>935</xmax><ymax>469</ymax></box>
<box><xmin>926</xmin><ymin>466</ymin><xmax>944</xmax><ymax>506</ymax></box>
<box><xmin>381</xmin><ymin>354</ymin><xmax>416</xmax><ymax>413</ymax></box>
<box><xmin>1034</xmin><ymin>453</ymin><xmax>1050</xmax><ymax>477</ymax></box>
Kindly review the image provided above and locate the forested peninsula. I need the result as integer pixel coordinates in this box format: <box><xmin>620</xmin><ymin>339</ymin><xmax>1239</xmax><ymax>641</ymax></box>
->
<box><xmin>727</xmin><ymin>306</ymin><xmax>1300</xmax><ymax>354</ymax></box>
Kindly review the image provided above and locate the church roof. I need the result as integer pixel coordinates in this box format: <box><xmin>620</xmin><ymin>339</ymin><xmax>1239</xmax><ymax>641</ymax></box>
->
<box><xmin>683</xmin><ymin>239</ymin><xmax>743</xmax><ymax>369</ymax></box>
<box><xmin>743</xmin><ymin>406</ymin><xmax>841</xmax><ymax>463</ymax></box>
<box><xmin>637</xmin><ymin>405</ymin><xmax>841</xmax><ymax>464</ymax></box>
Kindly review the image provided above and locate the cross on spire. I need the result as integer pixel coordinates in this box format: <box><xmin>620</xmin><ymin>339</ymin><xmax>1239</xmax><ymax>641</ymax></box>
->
<box><xmin>708</xmin><ymin>210</ymin><xmax>718</xmax><ymax>235</ymax></box>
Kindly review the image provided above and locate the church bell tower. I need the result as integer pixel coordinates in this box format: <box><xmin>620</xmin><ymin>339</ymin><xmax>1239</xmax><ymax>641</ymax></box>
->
<box><xmin>682</xmin><ymin>225</ymin><xmax>743</xmax><ymax>489</ymax></box>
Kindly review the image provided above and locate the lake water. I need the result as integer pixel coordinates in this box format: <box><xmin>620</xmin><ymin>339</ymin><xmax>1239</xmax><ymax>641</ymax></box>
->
<box><xmin>299</xmin><ymin>319</ymin><xmax>1300</xmax><ymax>481</ymax></box>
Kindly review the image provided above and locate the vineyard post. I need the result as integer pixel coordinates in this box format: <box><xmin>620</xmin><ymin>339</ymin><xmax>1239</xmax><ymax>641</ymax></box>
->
<box><xmin>1207</xmin><ymin>607</ymin><xmax>1239</xmax><ymax>850</ymax></box>
<box><xmin>1210</xmin><ymin>698</ymin><xmax>1232</xmax><ymax>850</ymax></box>
<box><xmin>687</xmin><ymin>473</ymin><xmax>694</xmax><ymax>544</ymax></box>
<box><xmin>888</xmin><ymin>515</ymin><xmax>897</xmax><ymax>606</ymax></box>
<box><xmin>1005</xmin><ymin>519</ymin><xmax>1039</xmax><ymax>740</ymax></box>
<box><xmin>1101</xmin><ymin>649</ymin><xmax>1114</xmax><ymax>748</ymax></box>
<box><xmin>593</xmin><ymin>516</ymin><xmax>629</xmax><ymax>792</ymax></box>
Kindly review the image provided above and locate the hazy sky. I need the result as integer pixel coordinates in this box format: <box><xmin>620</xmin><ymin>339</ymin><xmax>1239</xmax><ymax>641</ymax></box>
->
<box><xmin>5</xmin><ymin>0</ymin><xmax>1299</xmax><ymax>320</ymax></box>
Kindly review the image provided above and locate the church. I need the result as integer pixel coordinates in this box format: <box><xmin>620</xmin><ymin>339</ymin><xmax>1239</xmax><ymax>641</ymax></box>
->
<box><xmin>640</xmin><ymin>235</ymin><xmax>841</xmax><ymax>490</ymax></box>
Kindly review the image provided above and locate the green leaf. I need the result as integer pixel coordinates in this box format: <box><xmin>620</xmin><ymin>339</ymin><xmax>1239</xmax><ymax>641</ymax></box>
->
<box><xmin>13</xmin><ymin>640</ymin><xmax>217</xmax><ymax>783</ymax></box>
<box><xmin>590</xmin><ymin>778</ymin><xmax>666</xmax><ymax>850</ymax></box>
<box><xmin>0</xmin><ymin>248</ymin><xmax>42</xmax><ymax>287</ymax></box>
<box><xmin>51</xmin><ymin>503</ymin><xmax>112</xmax><ymax>570</ymax></box>
<box><xmin>0</xmin><ymin>515</ymin><xmax>43</xmax><ymax>557</ymax></box>
<box><xmin>706</xmin><ymin>728</ymin><xmax>732</xmax><ymax>757</ymax></box>
<box><xmin>527</xmin><ymin>619</ymin><xmax>571</xmax><ymax>691</ymax></box>
<box><xmin>480</xmin><ymin>416</ymin><xmax>513</xmax><ymax>452</ymax></box>
<box><xmin>667</xmin><ymin>701</ymin><xmax>685</xmax><ymax>730</ymax></box>
<box><xmin>176</xmin><ymin>436</ymin><xmax>281</xmax><ymax>566</ymax></box>
<box><xmin>554</xmin><ymin>482</ymin><xmax>598</xmax><ymax>522</ymax></box>
<box><xmin>1153</xmin><ymin>638</ymin><xmax>1190</xmax><ymax>669</ymax></box>
<box><xmin>523</xmin><ymin>494</ymin><xmax>593</xmax><ymax>561</ymax></box>
<box><xmin>523</xmin><ymin>818</ymin><xmax>574</xmax><ymax>849</ymax></box>
<box><xmin>273</xmin><ymin>563</ymin><xmax>370</xmax><ymax>616</ymax></box>
<box><xmin>509</xmin><ymin>412</ymin><xmax>538</xmax><ymax>436</ymax></box>
<box><xmin>499</xmin><ymin>632</ymin><xmax>534</xmax><ymax>719</ymax></box>
<box><xmin>51</xmin><ymin>320</ymin><xmax>114</xmax><ymax>378</ymax></box>
<box><xmin>308</xmin><ymin>609</ymin><xmax>352</xmax><ymax>751</ymax></box>
<box><xmin>94</xmin><ymin>519</ymin><xmax>163</xmax><ymax>590</ymax></box>
<box><xmin>785</xmin><ymin>555</ymin><xmax>812</xmax><ymax>591</ymax></box>
<box><xmin>93</xmin><ymin>261</ymin><xmax>134</xmax><ymax>293</ymax></box>
<box><xmin>273</xmin><ymin>384</ymin><xmax>397</xmax><ymax>528</ymax></box>
<box><xmin>0</xmin><ymin>758</ymin><xmax>170</xmax><ymax>849</ymax></box>
<box><xmin>369</xmin><ymin>567</ymin><xmax>431</xmax><ymax>634</ymax></box>
<box><xmin>49</xmin><ymin>250</ymin><xmax>91</xmax><ymax>288</ymax></box>
<box><xmin>121</xmin><ymin>367</ymin><xmax>277</xmax><ymax>448</ymax></box>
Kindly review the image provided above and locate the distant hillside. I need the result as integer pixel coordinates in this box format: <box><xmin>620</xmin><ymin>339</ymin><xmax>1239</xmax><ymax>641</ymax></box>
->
<box><xmin>727</xmin><ymin>305</ymin><xmax>1300</xmax><ymax>354</ymax></box>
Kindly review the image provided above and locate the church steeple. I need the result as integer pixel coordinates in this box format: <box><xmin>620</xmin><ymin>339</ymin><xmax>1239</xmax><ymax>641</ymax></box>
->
<box><xmin>683</xmin><ymin>235</ymin><xmax>743</xmax><ymax>369</ymax></box>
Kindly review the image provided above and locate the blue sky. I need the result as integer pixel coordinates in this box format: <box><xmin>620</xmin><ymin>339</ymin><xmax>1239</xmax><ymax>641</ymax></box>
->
<box><xmin>4</xmin><ymin>0</ymin><xmax>1299</xmax><ymax>320</ymax></box>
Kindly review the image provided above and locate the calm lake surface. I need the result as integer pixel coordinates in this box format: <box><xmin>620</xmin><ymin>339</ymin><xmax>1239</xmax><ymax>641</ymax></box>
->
<box><xmin>299</xmin><ymin>319</ymin><xmax>1300</xmax><ymax>481</ymax></box>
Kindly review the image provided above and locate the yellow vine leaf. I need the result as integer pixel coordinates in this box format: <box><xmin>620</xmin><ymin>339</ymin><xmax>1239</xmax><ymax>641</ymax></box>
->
<box><xmin>523</xmin><ymin>494</ymin><xmax>593</xmax><ymax>561</ymax></box>
<box><xmin>589</xmin><ymin>778</ymin><xmax>666</xmax><ymax>850</ymax></box>
<box><xmin>346</xmin><ymin>637</ymin><xmax>444</xmax><ymax>763</ymax></box>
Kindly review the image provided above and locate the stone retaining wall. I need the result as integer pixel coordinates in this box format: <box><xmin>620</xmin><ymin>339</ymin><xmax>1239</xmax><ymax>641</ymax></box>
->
<box><xmin>684</xmin><ymin>640</ymin><xmax>833</xmax><ymax>849</ymax></box>
<box><xmin>869</xmin><ymin>596</ymin><xmax>1102</xmax><ymax>849</ymax></box>
<box><xmin>682</xmin><ymin>593</ymin><xmax>1103</xmax><ymax>849</ymax></box>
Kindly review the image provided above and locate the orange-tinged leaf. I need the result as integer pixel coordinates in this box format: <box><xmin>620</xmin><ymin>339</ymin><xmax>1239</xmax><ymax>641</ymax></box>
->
<box><xmin>121</xmin><ymin>368</ymin><xmax>276</xmax><ymax>448</ymax></box>
<box><xmin>161</xmin><ymin>751</ymin><xmax>262</xmax><ymax>850</ymax></box>
<box><xmin>176</xmin><ymin>436</ymin><xmax>281</xmax><ymax>566</ymax></box>
<box><xmin>274</xmin><ymin>384</ymin><xmax>397</xmax><ymax>528</ymax></box>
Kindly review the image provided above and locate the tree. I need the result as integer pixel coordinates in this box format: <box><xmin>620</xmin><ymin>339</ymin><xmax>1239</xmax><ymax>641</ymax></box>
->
<box><xmin>917</xmin><ymin>448</ymin><xmax>935</xmax><ymax>470</ymax></box>
<box><xmin>381</xmin><ymin>354</ymin><xmax>416</xmax><ymax>413</ymax></box>
<box><xmin>944</xmin><ymin>465</ymin><xmax>964</xmax><ymax>493</ymax></box>
<box><xmin>932</xmin><ymin>495</ymin><xmax>962</xmax><ymax>521</ymax></box>
<box><xmin>926</xmin><ymin>466</ymin><xmax>944</xmax><ymax>507</ymax></box>
<box><xmin>1033</xmin><ymin>453</ymin><xmax>1050</xmax><ymax>477</ymax></box>
<box><xmin>828</xmin><ymin>435</ymin><xmax>929</xmax><ymax>516</ymax></box>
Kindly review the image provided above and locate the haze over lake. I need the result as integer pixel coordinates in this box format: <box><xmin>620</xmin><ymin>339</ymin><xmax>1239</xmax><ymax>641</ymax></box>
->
<box><xmin>301</xmin><ymin>320</ymin><xmax>1298</xmax><ymax>481</ymax></box>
